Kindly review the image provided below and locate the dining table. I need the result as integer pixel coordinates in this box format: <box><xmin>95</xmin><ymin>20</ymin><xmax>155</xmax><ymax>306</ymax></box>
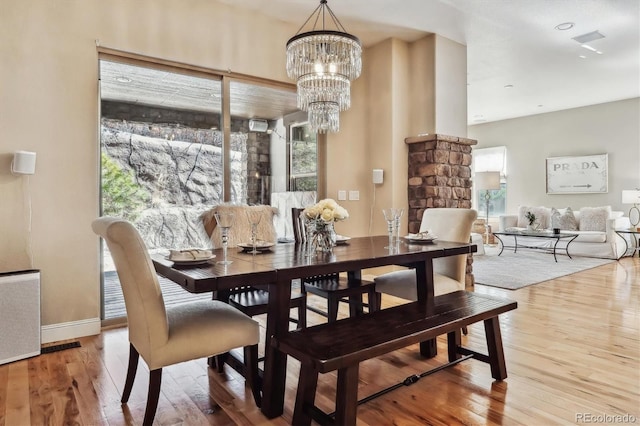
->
<box><xmin>152</xmin><ymin>235</ymin><xmax>476</xmax><ymax>419</ymax></box>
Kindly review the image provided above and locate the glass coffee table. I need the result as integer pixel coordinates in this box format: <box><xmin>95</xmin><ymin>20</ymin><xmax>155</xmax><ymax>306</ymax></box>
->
<box><xmin>614</xmin><ymin>229</ymin><xmax>640</xmax><ymax>259</ymax></box>
<box><xmin>492</xmin><ymin>230</ymin><xmax>579</xmax><ymax>262</ymax></box>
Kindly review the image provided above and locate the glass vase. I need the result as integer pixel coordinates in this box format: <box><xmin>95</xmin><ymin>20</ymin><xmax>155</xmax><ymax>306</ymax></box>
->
<box><xmin>309</xmin><ymin>220</ymin><xmax>336</xmax><ymax>253</ymax></box>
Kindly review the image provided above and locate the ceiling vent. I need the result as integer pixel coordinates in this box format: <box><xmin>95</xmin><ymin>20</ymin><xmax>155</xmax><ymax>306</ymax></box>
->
<box><xmin>572</xmin><ymin>30</ymin><xmax>605</xmax><ymax>44</ymax></box>
<box><xmin>249</xmin><ymin>119</ymin><xmax>268</xmax><ymax>132</ymax></box>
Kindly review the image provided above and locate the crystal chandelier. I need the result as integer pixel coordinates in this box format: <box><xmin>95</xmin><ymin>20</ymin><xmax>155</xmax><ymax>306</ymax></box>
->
<box><xmin>286</xmin><ymin>0</ymin><xmax>362</xmax><ymax>133</ymax></box>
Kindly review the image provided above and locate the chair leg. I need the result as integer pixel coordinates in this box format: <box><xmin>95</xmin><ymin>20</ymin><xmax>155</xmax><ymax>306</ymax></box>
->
<box><xmin>298</xmin><ymin>297</ymin><xmax>307</xmax><ymax>330</ymax></box>
<box><xmin>208</xmin><ymin>356</ymin><xmax>217</xmax><ymax>369</ymax></box>
<box><xmin>121</xmin><ymin>343</ymin><xmax>139</xmax><ymax>403</ymax></box>
<box><xmin>375</xmin><ymin>291</ymin><xmax>382</xmax><ymax>310</ymax></box>
<box><xmin>143</xmin><ymin>368</ymin><xmax>162</xmax><ymax>426</ymax></box>
<box><xmin>367</xmin><ymin>288</ymin><xmax>379</xmax><ymax>313</ymax></box>
<box><xmin>327</xmin><ymin>294</ymin><xmax>340</xmax><ymax>322</ymax></box>
<box><xmin>215</xmin><ymin>353</ymin><xmax>229</xmax><ymax>373</ymax></box>
<box><xmin>244</xmin><ymin>344</ymin><xmax>261</xmax><ymax>407</ymax></box>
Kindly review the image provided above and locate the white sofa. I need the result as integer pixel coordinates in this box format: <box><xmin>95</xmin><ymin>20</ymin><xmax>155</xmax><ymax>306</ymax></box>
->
<box><xmin>499</xmin><ymin>205</ymin><xmax>630</xmax><ymax>259</ymax></box>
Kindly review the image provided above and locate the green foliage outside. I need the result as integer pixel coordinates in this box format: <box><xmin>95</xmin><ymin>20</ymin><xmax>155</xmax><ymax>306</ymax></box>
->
<box><xmin>291</xmin><ymin>140</ymin><xmax>317</xmax><ymax>174</ymax></box>
<box><xmin>101</xmin><ymin>153</ymin><xmax>149</xmax><ymax>221</ymax></box>
<box><xmin>294</xmin><ymin>176</ymin><xmax>317</xmax><ymax>191</ymax></box>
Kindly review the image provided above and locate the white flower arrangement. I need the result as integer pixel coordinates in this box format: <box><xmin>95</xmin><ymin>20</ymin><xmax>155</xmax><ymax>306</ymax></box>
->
<box><xmin>303</xmin><ymin>198</ymin><xmax>349</xmax><ymax>223</ymax></box>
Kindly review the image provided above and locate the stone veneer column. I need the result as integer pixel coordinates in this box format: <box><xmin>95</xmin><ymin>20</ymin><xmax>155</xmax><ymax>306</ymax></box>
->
<box><xmin>405</xmin><ymin>134</ymin><xmax>478</xmax><ymax>289</ymax></box>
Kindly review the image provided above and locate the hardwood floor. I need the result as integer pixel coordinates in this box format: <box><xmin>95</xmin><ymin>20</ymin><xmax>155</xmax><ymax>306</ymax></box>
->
<box><xmin>1</xmin><ymin>257</ymin><xmax>638</xmax><ymax>425</ymax></box>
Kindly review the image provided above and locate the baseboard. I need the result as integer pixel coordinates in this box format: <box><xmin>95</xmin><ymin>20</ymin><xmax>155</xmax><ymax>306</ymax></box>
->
<box><xmin>41</xmin><ymin>318</ymin><xmax>101</xmax><ymax>344</ymax></box>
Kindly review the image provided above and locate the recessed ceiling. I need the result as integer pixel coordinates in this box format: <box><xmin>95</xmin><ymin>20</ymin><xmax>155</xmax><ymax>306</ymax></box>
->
<box><xmin>101</xmin><ymin>1</ymin><xmax>640</xmax><ymax>125</ymax></box>
<box><xmin>217</xmin><ymin>0</ymin><xmax>640</xmax><ymax>124</ymax></box>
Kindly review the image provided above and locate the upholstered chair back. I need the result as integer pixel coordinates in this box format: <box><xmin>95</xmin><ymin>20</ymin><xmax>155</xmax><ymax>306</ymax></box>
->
<box><xmin>92</xmin><ymin>217</ymin><xmax>169</xmax><ymax>361</ymax></box>
<box><xmin>418</xmin><ymin>208</ymin><xmax>478</xmax><ymax>284</ymax></box>
<box><xmin>201</xmin><ymin>204</ymin><xmax>279</xmax><ymax>248</ymax></box>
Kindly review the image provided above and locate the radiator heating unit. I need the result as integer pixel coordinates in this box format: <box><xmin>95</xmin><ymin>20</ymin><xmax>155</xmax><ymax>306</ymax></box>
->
<box><xmin>0</xmin><ymin>270</ymin><xmax>41</xmax><ymax>365</ymax></box>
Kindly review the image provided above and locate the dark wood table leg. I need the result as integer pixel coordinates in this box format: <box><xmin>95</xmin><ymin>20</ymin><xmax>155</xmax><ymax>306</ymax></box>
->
<box><xmin>415</xmin><ymin>260</ymin><xmax>437</xmax><ymax>358</ymax></box>
<box><xmin>261</xmin><ymin>276</ymin><xmax>292</xmax><ymax>418</ymax></box>
<box><xmin>447</xmin><ymin>329</ymin><xmax>462</xmax><ymax>362</ymax></box>
<box><xmin>347</xmin><ymin>270</ymin><xmax>364</xmax><ymax>316</ymax></box>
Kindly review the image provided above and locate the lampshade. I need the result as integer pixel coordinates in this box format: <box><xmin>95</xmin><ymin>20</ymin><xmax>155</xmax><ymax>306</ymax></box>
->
<box><xmin>286</xmin><ymin>0</ymin><xmax>362</xmax><ymax>133</ymax></box>
<box><xmin>622</xmin><ymin>189</ymin><xmax>640</xmax><ymax>204</ymax></box>
<box><xmin>475</xmin><ymin>171</ymin><xmax>501</xmax><ymax>190</ymax></box>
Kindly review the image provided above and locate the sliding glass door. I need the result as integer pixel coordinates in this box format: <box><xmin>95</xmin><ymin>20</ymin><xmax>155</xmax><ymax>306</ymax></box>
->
<box><xmin>99</xmin><ymin>58</ymin><xmax>225</xmax><ymax>320</ymax></box>
<box><xmin>98</xmin><ymin>55</ymin><xmax>303</xmax><ymax>322</ymax></box>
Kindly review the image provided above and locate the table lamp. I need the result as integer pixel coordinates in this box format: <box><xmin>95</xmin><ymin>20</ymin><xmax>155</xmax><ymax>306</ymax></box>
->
<box><xmin>622</xmin><ymin>189</ymin><xmax>640</xmax><ymax>229</ymax></box>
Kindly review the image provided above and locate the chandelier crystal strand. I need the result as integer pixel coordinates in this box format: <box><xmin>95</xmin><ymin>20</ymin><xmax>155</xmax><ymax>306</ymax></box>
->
<box><xmin>297</xmin><ymin>74</ymin><xmax>350</xmax><ymax>111</ymax></box>
<box><xmin>286</xmin><ymin>1</ymin><xmax>362</xmax><ymax>133</ymax></box>
<box><xmin>308</xmin><ymin>102</ymin><xmax>339</xmax><ymax>133</ymax></box>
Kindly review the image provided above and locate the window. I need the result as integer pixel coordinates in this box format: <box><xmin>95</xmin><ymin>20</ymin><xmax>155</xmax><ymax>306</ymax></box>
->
<box><xmin>289</xmin><ymin>122</ymin><xmax>318</xmax><ymax>191</ymax></box>
<box><xmin>473</xmin><ymin>146</ymin><xmax>507</xmax><ymax>219</ymax></box>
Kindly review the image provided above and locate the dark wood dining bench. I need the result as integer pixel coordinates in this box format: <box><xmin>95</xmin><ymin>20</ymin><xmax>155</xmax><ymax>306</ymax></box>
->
<box><xmin>271</xmin><ymin>290</ymin><xmax>517</xmax><ymax>426</ymax></box>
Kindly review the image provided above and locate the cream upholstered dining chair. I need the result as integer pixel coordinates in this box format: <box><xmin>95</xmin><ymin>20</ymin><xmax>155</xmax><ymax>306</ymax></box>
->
<box><xmin>92</xmin><ymin>217</ymin><xmax>261</xmax><ymax>425</ymax></box>
<box><xmin>374</xmin><ymin>208</ymin><xmax>478</xmax><ymax>303</ymax></box>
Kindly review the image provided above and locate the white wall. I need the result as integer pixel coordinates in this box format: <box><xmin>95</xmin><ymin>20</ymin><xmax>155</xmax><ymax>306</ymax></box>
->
<box><xmin>468</xmin><ymin>98</ymin><xmax>640</xmax><ymax>214</ymax></box>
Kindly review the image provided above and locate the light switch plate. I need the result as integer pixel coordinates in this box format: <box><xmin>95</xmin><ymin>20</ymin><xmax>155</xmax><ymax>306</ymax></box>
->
<box><xmin>348</xmin><ymin>190</ymin><xmax>360</xmax><ymax>201</ymax></box>
<box><xmin>338</xmin><ymin>190</ymin><xmax>347</xmax><ymax>201</ymax></box>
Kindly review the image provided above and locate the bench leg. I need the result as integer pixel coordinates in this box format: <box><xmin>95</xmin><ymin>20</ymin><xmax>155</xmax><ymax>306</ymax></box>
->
<box><xmin>484</xmin><ymin>317</ymin><xmax>508</xmax><ymax>380</ymax></box>
<box><xmin>292</xmin><ymin>361</ymin><xmax>319</xmax><ymax>426</ymax></box>
<box><xmin>335</xmin><ymin>364</ymin><xmax>359</xmax><ymax>426</ymax></box>
<box><xmin>420</xmin><ymin>339</ymin><xmax>437</xmax><ymax>358</ymax></box>
<box><xmin>447</xmin><ymin>329</ymin><xmax>462</xmax><ymax>362</ymax></box>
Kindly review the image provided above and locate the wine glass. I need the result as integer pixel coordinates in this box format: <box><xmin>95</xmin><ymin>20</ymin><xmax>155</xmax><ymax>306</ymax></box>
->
<box><xmin>245</xmin><ymin>210</ymin><xmax>263</xmax><ymax>254</ymax></box>
<box><xmin>382</xmin><ymin>208</ymin><xmax>398</xmax><ymax>249</ymax></box>
<box><xmin>394</xmin><ymin>208</ymin><xmax>404</xmax><ymax>247</ymax></box>
<box><xmin>303</xmin><ymin>214</ymin><xmax>315</xmax><ymax>257</ymax></box>
<box><xmin>214</xmin><ymin>212</ymin><xmax>234</xmax><ymax>265</ymax></box>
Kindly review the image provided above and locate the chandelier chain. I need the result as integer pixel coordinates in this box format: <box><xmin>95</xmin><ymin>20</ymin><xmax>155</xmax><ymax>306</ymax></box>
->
<box><xmin>293</xmin><ymin>0</ymin><xmax>348</xmax><ymax>36</ymax></box>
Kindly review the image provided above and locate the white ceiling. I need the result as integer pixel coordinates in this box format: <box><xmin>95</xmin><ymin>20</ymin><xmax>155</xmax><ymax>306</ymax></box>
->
<box><xmin>218</xmin><ymin>0</ymin><xmax>640</xmax><ymax>124</ymax></box>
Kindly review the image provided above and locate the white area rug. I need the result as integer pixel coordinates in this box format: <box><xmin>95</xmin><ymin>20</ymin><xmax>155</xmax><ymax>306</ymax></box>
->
<box><xmin>473</xmin><ymin>247</ymin><xmax>615</xmax><ymax>290</ymax></box>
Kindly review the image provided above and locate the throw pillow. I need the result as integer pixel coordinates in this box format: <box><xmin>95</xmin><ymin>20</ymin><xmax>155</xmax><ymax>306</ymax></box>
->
<box><xmin>579</xmin><ymin>206</ymin><xmax>611</xmax><ymax>232</ymax></box>
<box><xmin>550</xmin><ymin>207</ymin><xmax>578</xmax><ymax>231</ymax></box>
<box><xmin>517</xmin><ymin>206</ymin><xmax>550</xmax><ymax>229</ymax></box>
